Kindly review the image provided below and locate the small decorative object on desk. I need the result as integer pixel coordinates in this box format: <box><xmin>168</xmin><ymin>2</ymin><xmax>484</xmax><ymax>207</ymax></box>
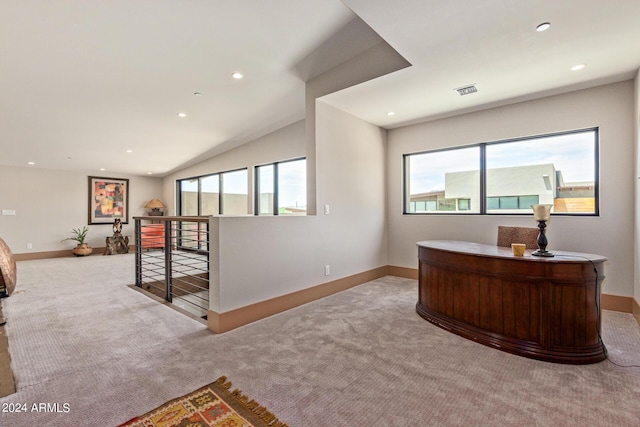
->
<box><xmin>530</xmin><ymin>204</ymin><xmax>554</xmax><ymax>257</ymax></box>
<box><xmin>511</xmin><ymin>243</ymin><xmax>526</xmax><ymax>257</ymax></box>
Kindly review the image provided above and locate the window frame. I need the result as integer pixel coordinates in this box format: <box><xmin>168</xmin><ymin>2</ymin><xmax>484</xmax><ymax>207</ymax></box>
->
<box><xmin>254</xmin><ymin>157</ymin><xmax>306</xmax><ymax>216</ymax></box>
<box><xmin>176</xmin><ymin>167</ymin><xmax>248</xmax><ymax>216</ymax></box>
<box><xmin>403</xmin><ymin>128</ymin><xmax>599</xmax><ymax>216</ymax></box>
<box><xmin>403</xmin><ymin>144</ymin><xmax>482</xmax><ymax>214</ymax></box>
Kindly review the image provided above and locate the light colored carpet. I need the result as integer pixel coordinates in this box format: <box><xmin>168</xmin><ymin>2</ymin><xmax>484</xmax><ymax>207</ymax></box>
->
<box><xmin>1</xmin><ymin>254</ymin><xmax>639</xmax><ymax>426</ymax></box>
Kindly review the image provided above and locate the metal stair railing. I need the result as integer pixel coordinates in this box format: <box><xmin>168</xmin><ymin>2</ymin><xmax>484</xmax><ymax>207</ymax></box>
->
<box><xmin>134</xmin><ymin>216</ymin><xmax>210</xmax><ymax>319</ymax></box>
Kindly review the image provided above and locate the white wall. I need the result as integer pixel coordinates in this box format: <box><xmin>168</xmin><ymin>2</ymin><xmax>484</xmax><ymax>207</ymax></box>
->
<box><xmin>305</xmin><ymin>42</ymin><xmax>410</xmax><ymax>215</ymax></box>
<box><xmin>165</xmin><ymin>105</ymin><xmax>388</xmax><ymax>313</ymax></box>
<box><xmin>162</xmin><ymin>120</ymin><xmax>306</xmax><ymax>216</ymax></box>
<box><xmin>213</xmin><ymin>103</ymin><xmax>386</xmax><ymax>312</ymax></box>
<box><xmin>388</xmin><ymin>81</ymin><xmax>635</xmax><ymax>297</ymax></box>
<box><xmin>161</xmin><ymin>41</ymin><xmax>405</xmax><ymax>313</ymax></box>
<box><xmin>0</xmin><ymin>166</ymin><xmax>162</xmax><ymax>254</ymax></box>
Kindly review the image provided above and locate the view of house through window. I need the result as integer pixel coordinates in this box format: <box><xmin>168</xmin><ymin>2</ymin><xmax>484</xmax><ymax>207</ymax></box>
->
<box><xmin>256</xmin><ymin>158</ymin><xmax>306</xmax><ymax>215</ymax></box>
<box><xmin>485</xmin><ymin>131</ymin><xmax>597</xmax><ymax>214</ymax></box>
<box><xmin>405</xmin><ymin>129</ymin><xmax>598</xmax><ymax>215</ymax></box>
<box><xmin>406</xmin><ymin>146</ymin><xmax>480</xmax><ymax>213</ymax></box>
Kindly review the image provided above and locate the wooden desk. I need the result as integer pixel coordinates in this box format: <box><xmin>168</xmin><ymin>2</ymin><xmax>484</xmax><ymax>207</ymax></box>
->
<box><xmin>416</xmin><ymin>240</ymin><xmax>607</xmax><ymax>364</ymax></box>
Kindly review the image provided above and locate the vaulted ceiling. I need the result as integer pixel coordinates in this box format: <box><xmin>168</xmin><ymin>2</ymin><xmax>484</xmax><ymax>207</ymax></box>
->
<box><xmin>2</xmin><ymin>1</ymin><xmax>639</xmax><ymax>176</ymax></box>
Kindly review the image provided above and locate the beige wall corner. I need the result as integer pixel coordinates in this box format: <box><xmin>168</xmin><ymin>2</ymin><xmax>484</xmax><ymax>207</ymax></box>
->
<box><xmin>601</xmin><ymin>293</ymin><xmax>634</xmax><ymax>313</ymax></box>
<box><xmin>387</xmin><ymin>265</ymin><xmax>418</xmax><ymax>280</ymax></box>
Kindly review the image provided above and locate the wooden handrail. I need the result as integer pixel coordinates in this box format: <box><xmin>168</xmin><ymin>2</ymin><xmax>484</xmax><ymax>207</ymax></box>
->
<box><xmin>133</xmin><ymin>216</ymin><xmax>210</xmax><ymax>222</ymax></box>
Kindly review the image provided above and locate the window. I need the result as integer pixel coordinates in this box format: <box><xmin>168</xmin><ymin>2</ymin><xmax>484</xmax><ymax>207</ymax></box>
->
<box><xmin>180</xmin><ymin>179</ymin><xmax>199</xmax><ymax>216</ymax></box>
<box><xmin>256</xmin><ymin>165</ymin><xmax>275</xmax><ymax>215</ymax></box>
<box><xmin>405</xmin><ymin>146</ymin><xmax>480</xmax><ymax>213</ymax></box>
<box><xmin>457</xmin><ymin>199</ymin><xmax>471</xmax><ymax>211</ymax></box>
<box><xmin>485</xmin><ymin>130</ymin><xmax>597</xmax><ymax>214</ymax></box>
<box><xmin>177</xmin><ymin>168</ymin><xmax>248</xmax><ymax>216</ymax></box>
<box><xmin>221</xmin><ymin>169</ymin><xmax>248</xmax><ymax>215</ymax></box>
<box><xmin>487</xmin><ymin>195</ymin><xmax>539</xmax><ymax>210</ymax></box>
<box><xmin>255</xmin><ymin>158</ymin><xmax>306</xmax><ymax>215</ymax></box>
<box><xmin>200</xmin><ymin>175</ymin><xmax>219</xmax><ymax>215</ymax></box>
<box><xmin>404</xmin><ymin>128</ymin><xmax>598</xmax><ymax>215</ymax></box>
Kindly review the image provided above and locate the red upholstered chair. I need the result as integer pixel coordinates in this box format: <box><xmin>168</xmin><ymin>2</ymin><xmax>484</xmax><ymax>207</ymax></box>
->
<box><xmin>141</xmin><ymin>224</ymin><xmax>165</xmax><ymax>250</ymax></box>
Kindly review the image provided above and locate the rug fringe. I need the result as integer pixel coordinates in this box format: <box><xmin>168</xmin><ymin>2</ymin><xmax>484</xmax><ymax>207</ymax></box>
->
<box><xmin>215</xmin><ymin>376</ymin><xmax>289</xmax><ymax>427</ymax></box>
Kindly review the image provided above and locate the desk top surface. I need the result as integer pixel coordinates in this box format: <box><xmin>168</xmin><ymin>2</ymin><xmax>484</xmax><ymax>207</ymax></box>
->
<box><xmin>417</xmin><ymin>240</ymin><xmax>607</xmax><ymax>263</ymax></box>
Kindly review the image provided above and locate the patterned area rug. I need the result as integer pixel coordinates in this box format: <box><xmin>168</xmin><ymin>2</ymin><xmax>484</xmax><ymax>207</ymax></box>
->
<box><xmin>117</xmin><ymin>376</ymin><xmax>288</xmax><ymax>427</ymax></box>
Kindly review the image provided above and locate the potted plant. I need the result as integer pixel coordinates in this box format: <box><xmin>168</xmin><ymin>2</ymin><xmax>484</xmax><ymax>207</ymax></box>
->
<box><xmin>61</xmin><ymin>226</ymin><xmax>93</xmax><ymax>256</ymax></box>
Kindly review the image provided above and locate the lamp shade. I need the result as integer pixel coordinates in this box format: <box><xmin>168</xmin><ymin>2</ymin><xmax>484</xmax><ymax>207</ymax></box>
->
<box><xmin>531</xmin><ymin>204</ymin><xmax>552</xmax><ymax>221</ymax></box>
<box><xmin>144</xmin><ymin>198</ymin><xmax>166</xmax><ymax>209</ymax></box>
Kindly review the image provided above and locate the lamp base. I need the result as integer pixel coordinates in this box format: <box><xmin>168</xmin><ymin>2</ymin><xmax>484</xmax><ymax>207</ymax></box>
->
<box><xmin>532</xmin><ymin>250</ymin><xmax>554</xmax><ymax>257</ymax></box>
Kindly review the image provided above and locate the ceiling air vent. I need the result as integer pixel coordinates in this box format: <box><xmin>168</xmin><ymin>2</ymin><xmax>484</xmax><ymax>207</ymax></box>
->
<box><xmin>455</xmin><ymin>85</ymin><xmax>477</xmax><ymax>96</ymax></box>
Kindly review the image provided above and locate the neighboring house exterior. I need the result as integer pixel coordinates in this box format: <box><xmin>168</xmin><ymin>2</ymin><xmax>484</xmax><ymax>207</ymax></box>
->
<box><xmin>409</xmin><ymin>163</ymin><xmax>595</xmax><ymax>214</ymax></box>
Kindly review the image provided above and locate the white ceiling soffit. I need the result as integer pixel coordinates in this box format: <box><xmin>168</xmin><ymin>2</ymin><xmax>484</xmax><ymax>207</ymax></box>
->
<box><xmin>328</xmin><ymin>0</ymin><xmax>640</xmax><ymax>128</ymax></box>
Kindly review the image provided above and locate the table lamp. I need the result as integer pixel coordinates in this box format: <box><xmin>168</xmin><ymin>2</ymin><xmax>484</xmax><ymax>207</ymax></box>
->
<box><xmin>531</xmin><ymin>204</ymin><xmax>554</xmax><ymax>257</ymax></box>
<box><xmin>144</xmin><ymin>198</ymin><xmax>166</xmax><ymax>216</ymax></box>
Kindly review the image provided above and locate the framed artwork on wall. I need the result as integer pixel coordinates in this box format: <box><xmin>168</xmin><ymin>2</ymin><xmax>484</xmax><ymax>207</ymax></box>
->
<box><xmin>89</xmin><ymin>176</ymin><xmax>129</xmax><ymax>224</ymax></box>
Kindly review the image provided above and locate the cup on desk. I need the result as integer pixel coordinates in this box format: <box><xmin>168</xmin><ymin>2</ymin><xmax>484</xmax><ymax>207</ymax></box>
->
<box><xmin>511</xmin><ymin>243</ymin><xmax>526</xmax><ymax>257</ymax></box>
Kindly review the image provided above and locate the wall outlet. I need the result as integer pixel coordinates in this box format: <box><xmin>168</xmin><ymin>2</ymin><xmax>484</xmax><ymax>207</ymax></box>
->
<box><xmin>324</xmin><ymin>204</ymin><xmax>330</xmax><ymax>215</ymax></box>
<box><xmin>325</xmin><ymin>265</ymin><xmax>330</xmax><ymax>276</ymax></box>
<box><xmin>1</xmin><ymin>209</ymin><xmax>16</xmax><ymax>216</ymax></box>
<box><xmin>27</xmin><ymin>243</ymin><xmax>33</xmax><ymax>249</ymax></box>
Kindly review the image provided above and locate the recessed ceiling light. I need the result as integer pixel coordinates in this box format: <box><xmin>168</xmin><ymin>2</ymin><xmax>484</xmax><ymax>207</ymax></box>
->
<box><xmin>570</xmin><ymin>64</ymin><xmax>586</xmax><ymax>71</ymax></box>
<box><xmin>177</xmin><ymin>112</ymin><xmax>187</xmax><ymax>117</ymax></box>
<box><xmin>193</xmin><ymin>92</ymin><xmax>203</xmax><ymax>96</ymax></box>
<box><xmin>100</xmin><ymin>168</ymin><xmax>106</xmax><ymax>171</ymax></box>
<box><xmin>27</xmin><ymin>161</ymin><xmax>35</xmax><ymax>165</ymax></box>
<box><xmin>536</xmin><ymin>22</ymin><xmax>550</xmax><ymax>32</ymax></box>
<box><xmin>126</xmin><ymin>149</ymin><xmax>133</xmax><ymax>153</ymax></box>
<box><xmin>147</xmin><ymin>172</ymin><xmax>153</xmax><ymax>175</ymax></box>
<box><xmin>386</xmin><ymin>111</ymin><xmax>395</xmax><ymax>116</ymax></box>
<box><xmin>232</xmin><ymin>72</ymin><xmax>244</xmax><ymax>79</ymax></box>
